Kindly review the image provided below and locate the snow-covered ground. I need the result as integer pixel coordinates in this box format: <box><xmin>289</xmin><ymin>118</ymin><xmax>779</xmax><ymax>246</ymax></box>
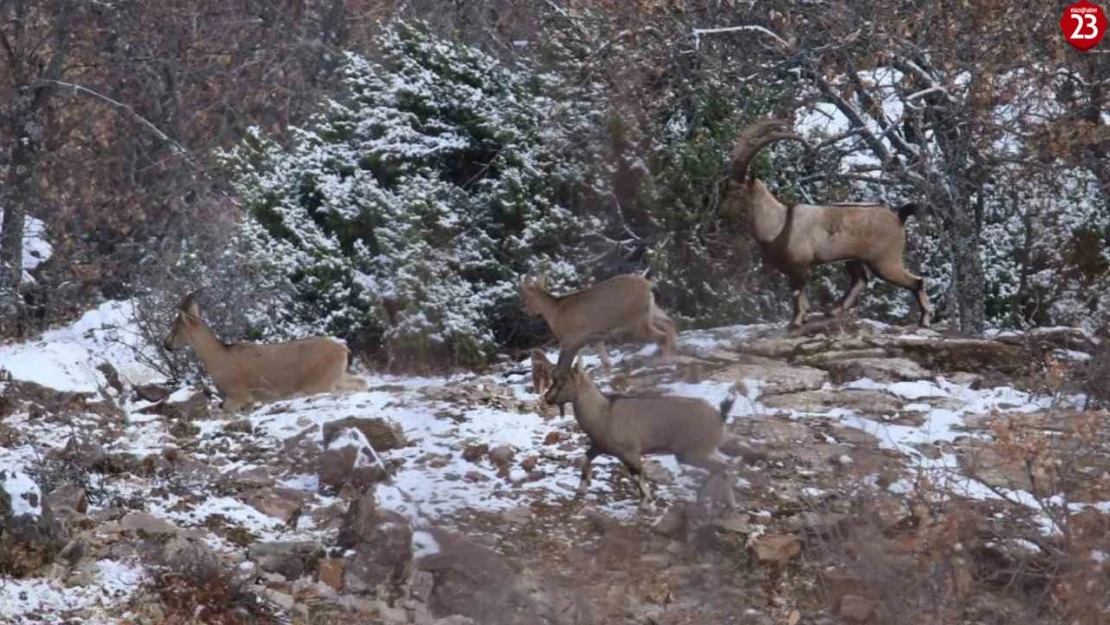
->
<box><xmin>0</xmin><ymin>300</ymin><xmax>1101</xmax><ymax>623</ymax></box>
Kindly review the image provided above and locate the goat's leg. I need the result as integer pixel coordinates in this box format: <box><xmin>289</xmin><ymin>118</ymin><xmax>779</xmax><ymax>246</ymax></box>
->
<box><xmin>618</xmin><ymin>454</ymin><xmax>652</xmax><ymax>504</ymax></box>
<box><xmin>575</xmin><ymin>446</ymin><xmax>601</xmax><ymax>499</ymax></box>
<box><xmin>787</xmin><ymin>270</ymin><xmax>811</xmax><ymax>329</ymax></box>
<box><xmin>831</xmin><ymin>260</ymin><xmax>868</xmax><ymax>317</ymax></box>
<box><xmin>651</xmin><ymin>312</ymin><xmax>678</xmax><ymax>357</ymax></box>
<box><xmin>870</xmin><ymin>261</ymin><xmax>931</xmax><ymax>328</ymax></box>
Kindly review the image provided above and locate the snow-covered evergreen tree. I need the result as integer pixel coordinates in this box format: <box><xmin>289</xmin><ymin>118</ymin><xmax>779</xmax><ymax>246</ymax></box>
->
<box><xmin>221</xmin><ymin>23</ymin><xmax>599</xmax><ymax>368</ymax></box>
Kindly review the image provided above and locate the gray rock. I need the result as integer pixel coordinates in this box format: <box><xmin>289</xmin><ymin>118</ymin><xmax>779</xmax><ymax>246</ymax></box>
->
<box><xmin>120</xmin><ymin>512</ymin><xmax>181</xmax><ymax>537</ymax></box>
<box><xmin>45</xmin><ymin>484</ymin><xmax>88</xmax><ymax>515</ymax></box>
<box><xmin>821</xmin><ymin>357</ymin><xmax>931</xmax><ymax>384</ymax></box>
<box><xmin>343</xmin><ymin>511</ymin><xmax>413</xmax><ymax>595</ymax></box>
<box><xmin>0</xmin><ymin>468</ymin><xmax>67</xmax><ymax>577</ymax></box>
<box><xmin>248</xmin><ymin>541</ymin><xmax>322</xmax><ymax>580</ymax></box>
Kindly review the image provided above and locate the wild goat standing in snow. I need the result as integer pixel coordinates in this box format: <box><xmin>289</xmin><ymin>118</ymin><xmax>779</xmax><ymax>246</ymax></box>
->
<box><xmin>162</xmin><ymin>293</ymin><xmax>367</xmax><ymax>413</ymax></box>
<box><xmin>726</xmin><ymin>119</ymin><xmax>931</xmax><ymax>329</ymax></box>
<box><xmin>544</xmin><ymin>359</ymin><xmax>738</xmax><ymax>510</ymax></box>
<box><xmin>520</xmin><ymin>274</ymin><xmax>677</xmax><ymax>375</ymax></box>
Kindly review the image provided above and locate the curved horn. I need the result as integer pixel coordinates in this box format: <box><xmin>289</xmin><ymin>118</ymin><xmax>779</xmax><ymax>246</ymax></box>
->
<box><xmin>729</xmin><ymin>119</ymin><xmax>807</xmax><ymax>182</ymax></box>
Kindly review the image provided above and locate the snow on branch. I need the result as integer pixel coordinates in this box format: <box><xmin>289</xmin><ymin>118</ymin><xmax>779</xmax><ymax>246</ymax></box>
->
<box><xmin>692</xmin><ymin>25</ymin><xmax>793</xmax><ymax>51</ymax></box>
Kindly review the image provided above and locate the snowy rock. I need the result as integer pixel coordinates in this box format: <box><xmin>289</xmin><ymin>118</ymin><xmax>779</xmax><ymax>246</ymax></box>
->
<box><xmin>709</xmin><ymin>361</ymin><xmax>827</xmax><ymax>396</ymax></box>
<box><xmin>319</xmin><ymin>427</ymin><xmax>388</xmax><ymax>492</ymax></box>
<box><xmin>0</xmin><ymin>468</ymin><xmax>66</xmax><ymax>576</ymax></box>
<box><xmin>760</xmin><ymin>388</ymin><xmax>902</xmax><ymax>415</ymax></box>
<box><xmin>323</xmin><ymin>416</ymin><xmax>408</xmax><ymax>451</ymax></box>
<box><xmin>487</xmin><ymin>444</ymin><xmax>515</xmax><ymax>469</ymax></box>
<box><xmin>820</xmin><ymin>357</ymin><xmax>931</xmax><ymax>384</ymax></box>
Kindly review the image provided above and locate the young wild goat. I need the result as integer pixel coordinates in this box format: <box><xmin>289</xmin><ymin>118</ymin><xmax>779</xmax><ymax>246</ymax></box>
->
<box><xmin>726</xmin><ymin>119</ymin><xmax>931</xmax><ymax>329</ymax></box>
<box><xmin>163</xmin><ymin>293</ymin><xmax>367</xmax><ymax>413</ymax></box>
<box><xmin>520</xmin><ymin>274</ymin><xmax>677</xmax><ymax>375</ymax></box>
<box><xmin>544</xmin><ymin>359</ymin><xmax>738</xmax><ymax>510</ymax></box>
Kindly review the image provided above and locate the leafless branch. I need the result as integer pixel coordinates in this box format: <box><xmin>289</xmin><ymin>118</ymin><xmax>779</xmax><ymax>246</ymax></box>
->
<box><xmin>692</xmin><ymin>25</ymin><xmax>793</xmax><ymax>51</ymax></box>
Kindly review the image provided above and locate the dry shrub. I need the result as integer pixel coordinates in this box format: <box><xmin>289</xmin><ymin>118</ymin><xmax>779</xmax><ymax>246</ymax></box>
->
<box><xmin>141</xmin><ymin>540</ymin><xmax>279</xmax><ymax>625</ymax></box>
<box><xmin>798</xmin><ymin>409</ymin><xmax>1110</xmax><ymax>624</ymax></box>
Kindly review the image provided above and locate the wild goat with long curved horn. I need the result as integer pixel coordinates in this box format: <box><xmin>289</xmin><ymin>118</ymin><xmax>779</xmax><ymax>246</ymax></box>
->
<box><xmin>725</xmin><ymin>119</ymin><xmax>931</xmax><ymax>329</ymax></box>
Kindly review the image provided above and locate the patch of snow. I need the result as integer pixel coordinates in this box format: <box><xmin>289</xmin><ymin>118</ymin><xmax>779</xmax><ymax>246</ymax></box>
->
<box><xmin>0</xmin><ymin>468</ymin><xmax>43</xmax><ymax>517</ymax></box>
<box><xmin>0</xmin><ymin>558</ymin><xmax>144</xmax><ymax>623</ymax></box>
<box><xmin>0</xmin><ymin>300</ymin><xmax>162</xmax><ymax>392</ymax></box>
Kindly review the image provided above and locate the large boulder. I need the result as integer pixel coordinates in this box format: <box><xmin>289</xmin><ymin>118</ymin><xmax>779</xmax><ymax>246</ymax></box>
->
<box><xmin>323</xmin><ymin>416</ymin><xmax>407</xmax><ymax>452</ymax></box>
<box><xmin>0</xmin><ymin>468</ymin><xmax>67</xmax><ymax>576</ymax></box>
<box><xmin>319</xmin><ymin>427</ymin><xmax>389</xmax><ymax>493</ymax></box>
<box><xmin>419</xmin><ymin>529</ymin><xmax>537</xmax><ymax>624</ymax></box>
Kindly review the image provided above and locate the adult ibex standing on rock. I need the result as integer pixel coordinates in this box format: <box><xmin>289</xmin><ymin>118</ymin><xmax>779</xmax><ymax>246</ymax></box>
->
<box><xmin>520</xmin><ymin>274</ymin><xmax>677</xmax><ymax>374</ymax></box>
<box><xmin>726</xmin><ymin>119</ymin><xmax>931</xmax><ymax>329</ymax></box>
<box><xmin>163</xmin><ymin>293</ymin><xmax>368</xmax><ymax>413</ymax></box>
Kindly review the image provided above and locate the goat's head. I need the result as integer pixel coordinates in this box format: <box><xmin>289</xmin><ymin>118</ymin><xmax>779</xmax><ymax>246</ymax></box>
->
<box><xmin>163</xmin><ymin>293</ymin><xmax>202</xmax><ymax>351</ymax></box>
<box><xmin>519</xmin><ymin>276</ymin><xmax>549</xmax><ymax>315</ymax></box>
<box><xmin>544</xmin><ymin>358</ymin><xmax>590</xmax><ymax>406</ymax></box>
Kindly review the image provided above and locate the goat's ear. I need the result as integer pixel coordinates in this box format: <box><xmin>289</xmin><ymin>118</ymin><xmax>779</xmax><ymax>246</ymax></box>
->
<box><xmin>573</xmin><ymin>357</ymin><xmax>584</xmax><ymax>374</ymax></box>
<box><xmin>180</xmin><ymin>293</ymin><xmax>200</xmax><ymax>319</ymax></box>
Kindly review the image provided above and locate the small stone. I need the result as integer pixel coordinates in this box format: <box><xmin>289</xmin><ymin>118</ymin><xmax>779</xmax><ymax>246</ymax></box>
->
<box><xmin>134</xmin><ymin>384</ymin><xmax>171</xmax><ymax>403</ymax></box>
<box><xmin>652</xmin><ymin>504</ymin><xmax>687</xmax><ymax>538</ymax></box>
<box><xmin>432</xmin><ymin>616</ymin><xmax>477</xmax><ymax>625</ymax></box>
<box><xmin>225</xmin><ymin>419</ymin><xmax>254</xmax><ymax>434</ymax></box>
<box><xmin>265</xmin><ymin>589</ymin><xmax>296</xmax><ymax>611</ymax></box>
<box><xmin>120</xmin><ymin>512</ymin><xmax>179</xmax><ymax>537</ymax></box>
<box><xmin>379</xmin><ymin>605</ymin><xmax>409</xmax><ymax>623</ymax></box>
<box><xmin>839</xmin><ymin>594</ymin><xmax>876</xmax><ymax>622</ymax></box>
<box><xmin>45</xmin><ymin>484</ymin><xmax>88</xmax><ymax>514</ymax></box>
<box><xmin>520</xmin><ymin>456</ymin><xmax>538</xmax><ymax>472</ymax></box>
<box><xmin>318</xmin><ymin>557</ymin><xmax>344</xmax><ymax>591</ymax></box>
<box><xmin>462</xmin><ymin>443</ymin><xmax>489</xmax><ymax>463</ymax></box>
<box><xmin>752</xmin><ymin>534</ymin><xmax>801</xmax><ymax>564</ymax></box>
<box><xmin>463</xmin><ymin>471</ymin><xmax>488</xmax><ymax>483</ymax></box>
<box><xmin>487</xmin><ymin>445</ymin><xmax>515</xmax><ymax>468</ymax></box>
<box><xmin>543</xmin><ymin>431</ymin><xmax>566</xmax><ymax>445</ymax></box>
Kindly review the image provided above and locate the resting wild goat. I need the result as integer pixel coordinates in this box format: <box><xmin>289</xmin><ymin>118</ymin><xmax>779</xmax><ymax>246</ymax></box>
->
<box><xmin>520</xmin><ymin>274</ymin><xmax>677</xmax><ymax>374</ymax></box>
<box><xmin>726</xmin><ymin>119</ymin><xmax>931</xmax><ymax>329</ymax></box>
<box><xmin>163</xmin><ymin>293</ymin><xmax>367</xmax><ymax>413</ymax></box>
<box><xmin>544</xmin><ymin>358</ymin><xmax>738</xmax><ymax>510</ymax></box>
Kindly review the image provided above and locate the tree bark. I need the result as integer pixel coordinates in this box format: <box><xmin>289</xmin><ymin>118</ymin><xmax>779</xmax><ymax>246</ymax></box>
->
<box><xmin>0</xmin><ymin>93</ymin><xmax>43</xmax><ymax>329</ymax></box>
<box><xmin>950</xmin><ymin>209</ymin><xmax>986</xmax><ymax>334</ymax></box>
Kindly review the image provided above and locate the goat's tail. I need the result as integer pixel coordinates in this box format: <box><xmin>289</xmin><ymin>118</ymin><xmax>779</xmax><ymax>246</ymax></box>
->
<box><xmin>718</xmin><ymin>396</ymin><xmax>736</xmax><ymax>423</ymax></box>
<box><xmin>895</xmin><ymin>202</ymin><xmax>919</xmax><ymax>225</ymax></box>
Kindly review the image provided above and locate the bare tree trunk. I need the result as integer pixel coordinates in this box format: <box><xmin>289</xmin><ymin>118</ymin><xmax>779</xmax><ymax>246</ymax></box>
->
<box><xmin>950</xmin><ymin>208</ymin><xmax>985</xmax><ymax>334</ymax></box>
<box><xmin>0</xmin><ymin>93</ymin><xmax>43</xmax><ymax>332</ymax></box>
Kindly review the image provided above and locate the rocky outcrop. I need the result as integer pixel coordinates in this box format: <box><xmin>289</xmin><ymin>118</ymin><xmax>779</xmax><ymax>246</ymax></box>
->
<box><xmin>0</xmin><ymin>468</ymin><xmax>67</xmax><ymax>576</ymax></box>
